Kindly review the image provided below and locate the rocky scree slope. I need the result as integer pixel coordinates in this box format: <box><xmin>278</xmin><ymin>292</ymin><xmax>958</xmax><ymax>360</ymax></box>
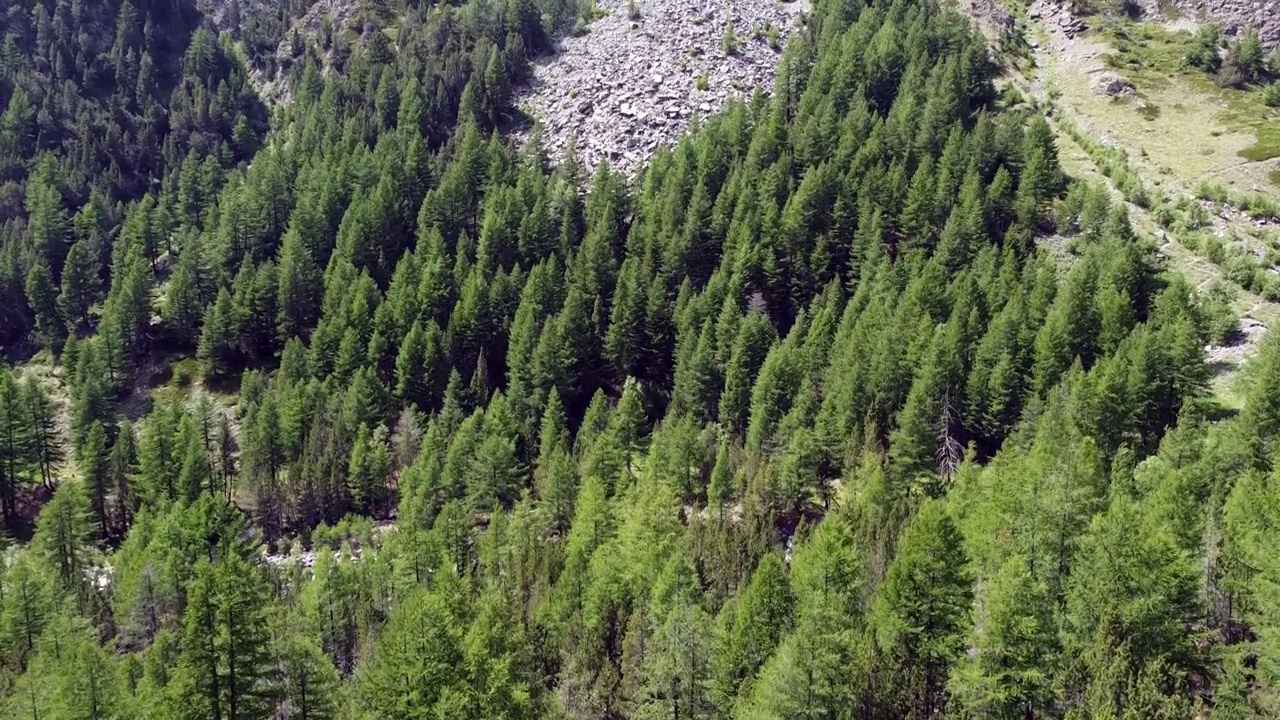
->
<box><xmin>516</xmin><ymin>0</ymin><xmax>809</xmax><ymax>176</ymax></box>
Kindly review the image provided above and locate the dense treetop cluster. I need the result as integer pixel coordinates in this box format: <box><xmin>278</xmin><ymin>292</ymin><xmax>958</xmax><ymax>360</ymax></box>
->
<box><xmin>2</xmin><ymin>0</ymin><xmax>1280</xmax><ymax>718</ymax></box>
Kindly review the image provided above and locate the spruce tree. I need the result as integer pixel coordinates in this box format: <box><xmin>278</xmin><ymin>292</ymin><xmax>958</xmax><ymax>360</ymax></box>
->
<box><xmin>25</xmin><ymin>260</ymin><xmax>64</xmax><ymax>349</ymax></box>
<box><xmin>59</xmin><ymin>240</ymin><xmax>100</xmax><ymax>330</ymax></box>
<box><xmin>81</xmin><ymin>422</ymin><xmax>110</xmax><ymax>538</ymax></box>
<box><xmin>870</xmin><ymin>500</ymin><xmax>973</xmax><ymax>718</ymax></box>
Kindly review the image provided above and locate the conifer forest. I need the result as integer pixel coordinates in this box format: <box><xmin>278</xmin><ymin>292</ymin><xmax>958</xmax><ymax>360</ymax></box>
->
<box><xmin>2</xmin><ymin>0</ymin><xmax>1280</xmax><ymax>717</ymax></box>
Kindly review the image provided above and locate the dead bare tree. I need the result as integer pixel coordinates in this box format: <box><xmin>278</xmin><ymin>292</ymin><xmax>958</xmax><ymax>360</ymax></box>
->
<box><xmin>936</xmin><ymin>392</ymin><xmax>963</xmax><ymax>483</ymax></box>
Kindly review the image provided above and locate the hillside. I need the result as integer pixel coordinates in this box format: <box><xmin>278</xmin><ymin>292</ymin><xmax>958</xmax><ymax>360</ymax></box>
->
<box><xmin>996</xmin><ymin>0</ymin><xmax>1280</xmax><ymax>402</ymax></box>
<box><xmin>4</xmin><ymin>0</ymin><xmax>1280</xmax><ymax>718</ymax></box>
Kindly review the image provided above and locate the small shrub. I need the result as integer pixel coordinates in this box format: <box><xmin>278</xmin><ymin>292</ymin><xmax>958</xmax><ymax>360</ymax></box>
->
<box><xmin>1239</xmin><ymin>193</ymin><xmax>1280</xmax><ymax>221</ymax></box>
<box><xmin>1264</xmin><ymin>81</ymin><xmax>1280</xmax><ymax>108</ymax></box>
<box><xmin>1220</xmin><ymin>29</ymin><xmax>1266</xmax><ymax>87</ymax></box>
<box><xmin>1200</xmin><ymin>279</ymin><xmax>1238</xmax><ymax>344</ymax></box>
<box><xmin>1203</xmin><ymin>236</ymin><xmax>1226</xmax><ymax>264</ymax></box>
<box><xmin>1152</xmin><ymin>201</ymin><xmax>1178</xmax><ymax>229</ymax></box>
<box><xmin>1117</xmin><ymin>173</ymin><xmax>1151</xmax><ymax>208</ymax></box>
<box><xmin>1182</xmin><ymin>199</ymin><xmax>1211</xmax><ymax>230</ymax></box>
<box><xmin>1185</xmin><ymin>25</ymin><xmax>1222</xmax><ymax>73</ymax></box>
<box><xmin>171</xmin><ymin>358</ymin><xmax>198</xmax><ymax>387</ymax></box>
<box><xmin>696</xmin><ymin>73</ymin><xmax>709</xmax><ymax>91</ymax></box>
<box><xmin>723</xmin><ymin>23</ymin><xmax>738</xmax><ymax>55</ymax></box>
<box><xmin>767</xmin><ymin>24</ymin><xmax>780</xmax><ymax>50</ymax></box>
<box><xmin>999</xmin><ymin>83</ymin><xmax>1025</xmax><ymax>107</ymax></box>
<box><xmin>1259</xmin><ymin>276</ymin><xmax>1279</xmax><ymax>301</ymax></box>
<box><xmin>1195</xmin><ymin>181</ymin><xmax>1230</xmax><ymax>203</ymax></box>
<box><xmin>1181</xmin><ymin>232</ymin><xmax>1203</xmax><ymax>254</ymax></box>
<box><xmin>1225</xmin><ymin>252</ymin><xmax>1257</xmax><ymax>287</ymax></box>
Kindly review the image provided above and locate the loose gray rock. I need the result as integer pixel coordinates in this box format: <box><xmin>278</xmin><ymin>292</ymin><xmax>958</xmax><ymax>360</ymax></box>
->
<box><xmin>515</xmin><ymin>0</ymin><xmax>810</xmax><ymax>177</ymax></box>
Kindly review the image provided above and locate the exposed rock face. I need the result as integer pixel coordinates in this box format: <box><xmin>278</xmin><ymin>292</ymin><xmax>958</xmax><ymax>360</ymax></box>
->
<box><xmin>960</xmin><ymin>0</ymin><xmax>1015</xmax><ymax>36</ymax></box>
<box><xmin>516</xmin><ymin>0</ymin><xmax>810</xmax><ymax>176</ymax></box>
<box><xmin>1173</xmin><ymin>0</ymin><xmax>1280</xmax><ymax>49</ymax></box>
<box><xmin>1027</xmin><ymin>0</ymin><xmax>1085</xmax><ymax>39</ymax></box>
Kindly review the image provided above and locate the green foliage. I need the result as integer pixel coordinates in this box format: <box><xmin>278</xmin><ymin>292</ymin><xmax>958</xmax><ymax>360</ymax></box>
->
<box><xmin>948</xmin><ymin>552</ymin><xmax>1058</xmax><ymax>719</ymax></box>
<box><xmin>1199</xmin><ymin>279</ymin><xmax>1239</xmax><ymax>345</ymax></box>
<box><xmin>1185</xmin><ymin>24</ymin><xmax>1222</xmax><ymax>73</ymax></box>
<box><xmin>1265</xmin><ymin>81</ymin><xmax>1280</xmax><ymax>108</ymax></box>
<box><xmin>870</xmin><ymin>500</ymin><xmax>973</xmax><ymax>717</ymax></box>
<box><xmin>1</xmin><ymin>0</ymin><xmax>1269</xmax><ymax>716</ymax></box>
<box><xmin>1221</xmin><ymin>29</ymin><xmax>1268</xmax><ymax>87</ymax></box>
<box><xmin>723</xmin><ymin>23</ymin><xmax>739</xmax><ymax>55</ymax></box>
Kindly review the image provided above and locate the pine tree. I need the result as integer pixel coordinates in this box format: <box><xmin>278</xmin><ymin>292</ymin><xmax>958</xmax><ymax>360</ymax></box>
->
<box><xmin>348</xmin><ymin>423</ymin><xmax>391</xmax><ymax>515</ymax></box>
<box><xmin>535</xmin><ymin>388</ymin><xmax>578</xmax><ymax>530</ymax></box>
<box><xmin>31</xmin><ymin>480</ymin><xmax>94</xmax><ymax>601</ymax></box>
<box><xmin>0</xmin><ymin>551</ymin><xmax>56</xmax><ymax>670</ymax></box>
<box><xmin>277</xmin><ymin>227</ymin><xmax>322</xmax><ymax>341</ymax></box>
<box><xmin>605</xmin><ymin>259</ymin><xmax>645</xmax><ymax>379</ymax></box>
<box><xmin>81</xmin><ymin>421</ymin><xmax>110</xmax><ymax>538</ymax></box>
<box><xmin>353</xmin><ymin>588</ymin><xmax>465</xmax><ymax>717</ymax></box>
<box><xmin>744</xmin><ymin>516</ymin><xmax>863</xmax><ymax>718</ymax></box>
<box><xmin>275</xmin><ymin>621</ymin><xmax>341</xmax><ymax>720</ymax></box>
<box><xmin>720</xmin><ymin>312</ymin><xmax>777</xmax><ymax>434</ymax></box>
<box><xmin>166</xmin><ymin>237</ymin><xmax>211</xmax><ymax>346</ymax></box>
<box><xmin>22</xmin><ymin>374</ymin><xmax>60</xmax><ymax>490</ymax></box>
<box><xmin>26</xmin><ymin>260</ymin><xmax>65</xmax><ymax>349</ymax></box>
<box><xmin>176</xmin><ymin>555</ymin><xmax>279</xmax><ymax>720</ymax></box>
<box><xmin>948</xmin><ymin>552</ymin><xmax>1058</xmax><ymax>719</ymax></box>
<box><xmin>673</xmin><ymin>320</ymin><xmax>721</xmax><ymax>422</ymax></box>
<box><xmin>1017</xmin><ymin>115</ymin><xmax>1063</xmax><ymax>219</ymax></box>
<box><xmin>108</xmin><ymin>420</ymin><xmax>138</xmax><ymax>532</ymax></box>
<box><xmin>25</xmin><ymin>174</ymin><xmax>72</xmax><ymax>272</ymax></box>
<box><xmin>716</xmin><ymin>552</ymin><xmax>793</xmax><ymax>699</ymax></box>
<box><xmin>60</xmin><ymin>239</ymin><xmax>101</xmax><ymax>330</ymax></box>
<box><xmin>0</xmin><ymin>369</ymin><xmax>34</xmax><ymax>523</ymax></box>
<box><xmin>1063</xmin><ymin>495</ymin><xmax>1200</xmax><ymax>715</ymax></box>
<box><xmin>870</xmin><ymin>500</ymin><xmax>973</xmax><ymax>718</ymax></box>
<box><xmin>199</xmin><ymin>288</ymin><xmax>236</xmax><ymax>379</ymax></box>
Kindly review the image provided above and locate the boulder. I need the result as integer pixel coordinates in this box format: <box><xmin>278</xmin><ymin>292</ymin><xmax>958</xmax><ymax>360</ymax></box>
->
<box><xmin>1090</xmin><ymin>71</ymin><xmax>1135</xmax><ymax>97</ymax></box>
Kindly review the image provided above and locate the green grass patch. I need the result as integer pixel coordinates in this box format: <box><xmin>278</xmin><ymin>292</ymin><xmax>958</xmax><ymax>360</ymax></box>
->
<box><xmin>1096</xmin><ymin>21</ymin><xmax>1193</xmax><ymax>90</ymax></box>
<box><xmin>171</xmin><ymin>357</ymin><xmax>200</xmax><ymax>388</ymax></box>
<box><xmin>1239</xmin><ymin>131</ymin><xmax>1280</xmax><ymax>161</ymax></box>
<box><xmin>1094</xmin><ymin>20</ymin><xmax>1280</xmax><ymax>165</ymax></box>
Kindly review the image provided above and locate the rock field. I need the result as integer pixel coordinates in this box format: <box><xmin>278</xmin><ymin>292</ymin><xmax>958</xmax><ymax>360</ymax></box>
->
<box><xmin>515</xmin><ymin>0</ymin><xmax>810</xmax><ymax>176</ymax></box>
